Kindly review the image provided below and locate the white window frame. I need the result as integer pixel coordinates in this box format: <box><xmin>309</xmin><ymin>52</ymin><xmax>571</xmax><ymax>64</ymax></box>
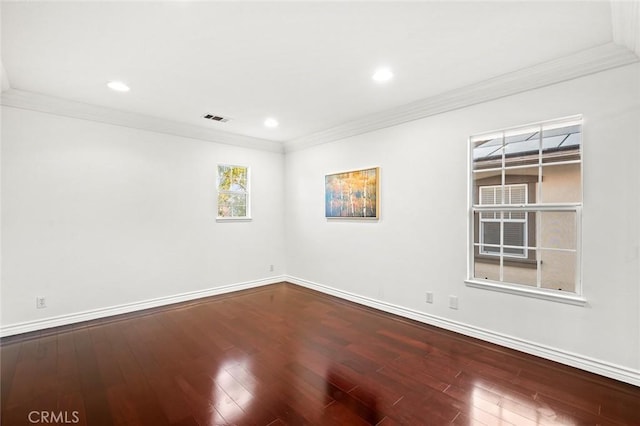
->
<box><xmin>466</xmin><ymin>116</ymin><xmax>585</xmax><ymax>306</ymax></box>
<box><xmin>216</xmin><ymin>164</ymin><xmax>251</xmax><ymax>221</ymax></box>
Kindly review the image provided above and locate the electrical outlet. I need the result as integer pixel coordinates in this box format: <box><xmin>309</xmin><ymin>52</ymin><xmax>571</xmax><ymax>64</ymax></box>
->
<box><xmin>36</xmin><ymin>297</ymin><xmax>46</xmax><ymax>309</ymax></box>
<box><xmin>426</xmin><ymin>292</ymin><xmax>433</xmax><ymax>304</ymax></box>
<box><xmin>449</xmin><ymin>295</ymin><xmax>458</xmax><ymax>310</ymax></box>
<box><xmin>269</xmin><ymin>264</ymin><xmax>274</xmax><ymax>272</ymax></box>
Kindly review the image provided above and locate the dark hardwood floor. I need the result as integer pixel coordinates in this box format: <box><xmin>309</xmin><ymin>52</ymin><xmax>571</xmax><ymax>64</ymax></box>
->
<box><xmin>1</xmin><ymin>282</ymin><xmax>638</xmax><ymax>425</ymax></box>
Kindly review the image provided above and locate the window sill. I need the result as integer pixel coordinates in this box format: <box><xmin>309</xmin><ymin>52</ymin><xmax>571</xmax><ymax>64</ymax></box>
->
<box><xmin>216</xmin><ymin>217</ymin><xmax>252</xmax><ymax>222</ymax></box>
<box><xmin>464</xmin><ymin>279</ymin><xmax>587</xmax><ymax>306</ymax></box>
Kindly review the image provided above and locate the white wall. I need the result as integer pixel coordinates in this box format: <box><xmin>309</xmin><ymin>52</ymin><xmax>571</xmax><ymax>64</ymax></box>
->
<box><xmin>1</xmin><ymin>64</ymin><xmax>638</xmax><ymax>384</ymax></box>
<box><xmin>1</xmin><ymin>108</ymin><xmax>285</xmax><ymax>327</ymax></box>
<box><xmin>285</xmin><ymin>64</ymin><xmax>640</xmax><ymax>376</ymax></box>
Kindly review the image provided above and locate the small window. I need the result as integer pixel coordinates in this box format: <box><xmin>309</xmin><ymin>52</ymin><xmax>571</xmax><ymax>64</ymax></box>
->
<box><xmin>217</xmin><ymin>164</ymin><xmax>250</xmax><ymax>219</ymax></box>
<box><xmin>479</xmin><ymin>184</ymin><xmax>528</xmax><ymax>257</ymax></box>
<box><xmin>468</xmin><ymin>116</ymin><xmax>583</xmax><ymax>303</ymax></box>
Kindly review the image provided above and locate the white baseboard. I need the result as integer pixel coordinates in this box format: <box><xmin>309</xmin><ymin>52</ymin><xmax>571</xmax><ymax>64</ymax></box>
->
<box><xmin>3</xmin><ymin>274</ymin><xmax>638</xmax><ymax>387</ymax></box>
<box><xmin>286</xmin><ymin>275</ymin><xmax>640</xmax><ymax>387</ymax></box>
<box><xmin>0</xmin><ymin>276</ymin><xmax>286</xmax><ymax>338</ymax></box>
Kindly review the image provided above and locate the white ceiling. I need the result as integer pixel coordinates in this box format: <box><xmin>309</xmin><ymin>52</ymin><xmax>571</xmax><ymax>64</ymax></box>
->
<box><xmin>1</xmin><ymin>1</ymin><xmax>637</xmax><ymax>151</ymax></box>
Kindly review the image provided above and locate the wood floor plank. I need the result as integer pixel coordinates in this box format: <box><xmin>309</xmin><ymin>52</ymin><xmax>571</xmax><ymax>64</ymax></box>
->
<box><xmin>0</xmin><ymin>340</ymin><xmax>21</xmax><ymax>412</ymax></box>
<box><xmin>2</xmin><ymin>282</ymin><xmax>638</xmax><ymax>425</ymax></box>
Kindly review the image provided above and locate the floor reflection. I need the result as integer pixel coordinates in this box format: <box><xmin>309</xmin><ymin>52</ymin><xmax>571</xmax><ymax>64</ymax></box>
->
<box><xmin>322</xmin><ymin>368</ymin><xmax>382</xmax><ymax>424</ymax></box>
<box><xmin>211</xmin><ymin>355</ymin><xmax>255</xmax><ymax>424</ymax></box>
<box><xmin>472</xmin><ymin>383</ymin><xmax>576</xmax><ymax>425</ymax></box>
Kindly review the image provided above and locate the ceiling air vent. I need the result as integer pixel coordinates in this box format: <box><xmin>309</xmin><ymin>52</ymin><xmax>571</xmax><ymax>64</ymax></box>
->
<box><xmin>203</xmin><ymin>114</ymin><xmax>230</xmax><ymax>123</ymax></box>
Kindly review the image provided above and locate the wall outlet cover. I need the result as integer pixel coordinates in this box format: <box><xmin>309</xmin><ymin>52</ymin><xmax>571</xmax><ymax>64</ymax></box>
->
<box><xmin>426</xmin><ymin>292</ymin><xmax>434</xmax><ymax>303</ymax></box>
<box><xmin>449</xmin><ymin>295</ymin><xmax>458</xmax><ymax>310</ymax></box>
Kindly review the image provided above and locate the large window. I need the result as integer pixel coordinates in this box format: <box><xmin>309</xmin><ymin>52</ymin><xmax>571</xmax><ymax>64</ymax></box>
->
<box><xmin>468</xmin><ymin>116</ymin><xmax>583</xmax><ymax>303</ymax></box>
<box><xmin>217</xmin><ymin>164</ymin><xmax>250</xmax><ymax>219</ymax></box>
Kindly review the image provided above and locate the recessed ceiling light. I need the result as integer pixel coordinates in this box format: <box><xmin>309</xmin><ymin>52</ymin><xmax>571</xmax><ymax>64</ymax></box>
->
<box><xmin>372</xmin><ymin>68</ymin><xmax>393</xmax><ymax>83</ymax></box>
<box><xmin>107</xmin><ymin>81</ymin><xmax>130</xmax><ymax>92</ymax></box>
<box><xmin>264</xmin><ymin>118</ymin><xmax>279</xmax><ymax>128</ymax></box>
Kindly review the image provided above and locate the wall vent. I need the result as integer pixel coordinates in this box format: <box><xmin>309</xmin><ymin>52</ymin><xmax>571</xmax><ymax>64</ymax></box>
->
<box><xmin>203</xmin><ymin>114</ymin><xmax>230</xmax><ymax>123</ymax></box>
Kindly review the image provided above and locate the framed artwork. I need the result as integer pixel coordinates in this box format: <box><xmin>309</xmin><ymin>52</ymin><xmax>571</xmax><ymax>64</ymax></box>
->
<box><xmin>325</xmin><ymin>167</ymin><xmax>379</xmax><ymax>219</ymax></box>
<box><xmin>217</xmin><ymin>164</ymin><xmax>250</xmax><ymax>219</ymax></box>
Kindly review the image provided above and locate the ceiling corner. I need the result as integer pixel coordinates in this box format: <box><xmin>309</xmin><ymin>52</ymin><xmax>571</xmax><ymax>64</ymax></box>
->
<box><xmin>611</xmin><ymin>0</ymin><xmax>640</xmax><ymax>57</ymax></box>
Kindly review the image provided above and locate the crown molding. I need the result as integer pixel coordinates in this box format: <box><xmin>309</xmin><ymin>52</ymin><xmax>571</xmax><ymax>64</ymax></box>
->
<box><xmin>285</xmin><ymin>42</ymin><xmax>639</xmax><ymax>152</ymax></box>
<box><xmin>611</xmin><ymin>0</ymin><xmax>640</xmax><ymax>57</ymax></box>
<box><xmin>3</xmin><ymin>42</ymin><xmax>637</xmax><ymax>155</ymax></box>
<box><xmin>0</xmin><ymin>89</ymin><xmax>284</xmax><ymax>153</ymax></box>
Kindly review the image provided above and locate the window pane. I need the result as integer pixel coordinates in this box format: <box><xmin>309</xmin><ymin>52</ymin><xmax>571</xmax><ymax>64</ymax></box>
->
<box><xmin>480</xmin><ymin>186</ymin><xmax>496</xmax><ymax>204</ymax></box>
<box><xmin>541</xmin><ymin>250</ymin><xmax>576</xmax><ymax>292</ymax></box>
<box><xmin>474</xmin><ymin>261</ymin><xmax>500</xmax><ymax>281</ymax></box>
<box><xmin>510</xmin><ymin>211</ymin><xmax>526</xmax><ymax>220</ymax></box>
<box><xmin>541</xmin><ymin>125</ymin><xmax>581</xmax><ymax>164</ymax></box>
<box><xmin>540</xmin><ymin>163</ymin><xmax>582</xmax><ymax>203</ymax></box>
<box><xmin>561</xmin><ymin>132</ymin><xmax>581</xmax><ymax>148</ymax></box>
<box><xmin>540</xmin><ymin>211</ymin><xmax>576</xmax><ymax>250</ymax></box>
<box><xmin>218</xmin><ymin>165</ymin><xmax>248</xmax><ymax>192</ymax></box>
<box><xmin>481</xmin><ymin>222</ymin><xmax>500</xmax><ymax>253</ymax></box>
<box><xmin>509</xmin><ymin>185</ymin><xmax>526</xmax><ymax>204</ymax></box>
<box><xmin>478</xmin><ymin>184</ymin><xmax>533</xmax><ymax>207</ymax></box>
<box><xmin>480</xmin><ymin>211</ymin><xmax>496</xmax><ymax>220</ymax></box>
<box><xmin>217</xmin><ymin>165</ymin><xmax>232</xmax><ymax>191</ymax></box>
<box><xmin>473</xmin><ymin>139</ymin><xmax>502</xmax><ymax>171</ymax></box>
<box><xmin>473</xmin><ymin>170</ymin><xmax>501</xmax><ymax>204</ymax></box>
<box><xmin>503</xmin><ymin>250</ymin><xmax>538</xmax><ymax>287</ymax></box>
<box><xmin>504</xmin><ymin>132</ymin><xmax>540</xmax><ymax>167</ymax></box>
<box><xmin>218</xmin><ymin>193</ymin><xmax>247</xmax><ymax>217</ymax></box>
<box><xmin>503</xmin><ymin>222</ymin><xmax>526</xmax><ymax>256</ymax></box>
<box><xmin>503</xmin><ymin>167</ymin><xmax>537</xmax><ymax>203</ymax></box>
<box><xmin>231</xmin><ymin>167</ymin><xmax>248</xmax><ymax>191</ymax></box>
